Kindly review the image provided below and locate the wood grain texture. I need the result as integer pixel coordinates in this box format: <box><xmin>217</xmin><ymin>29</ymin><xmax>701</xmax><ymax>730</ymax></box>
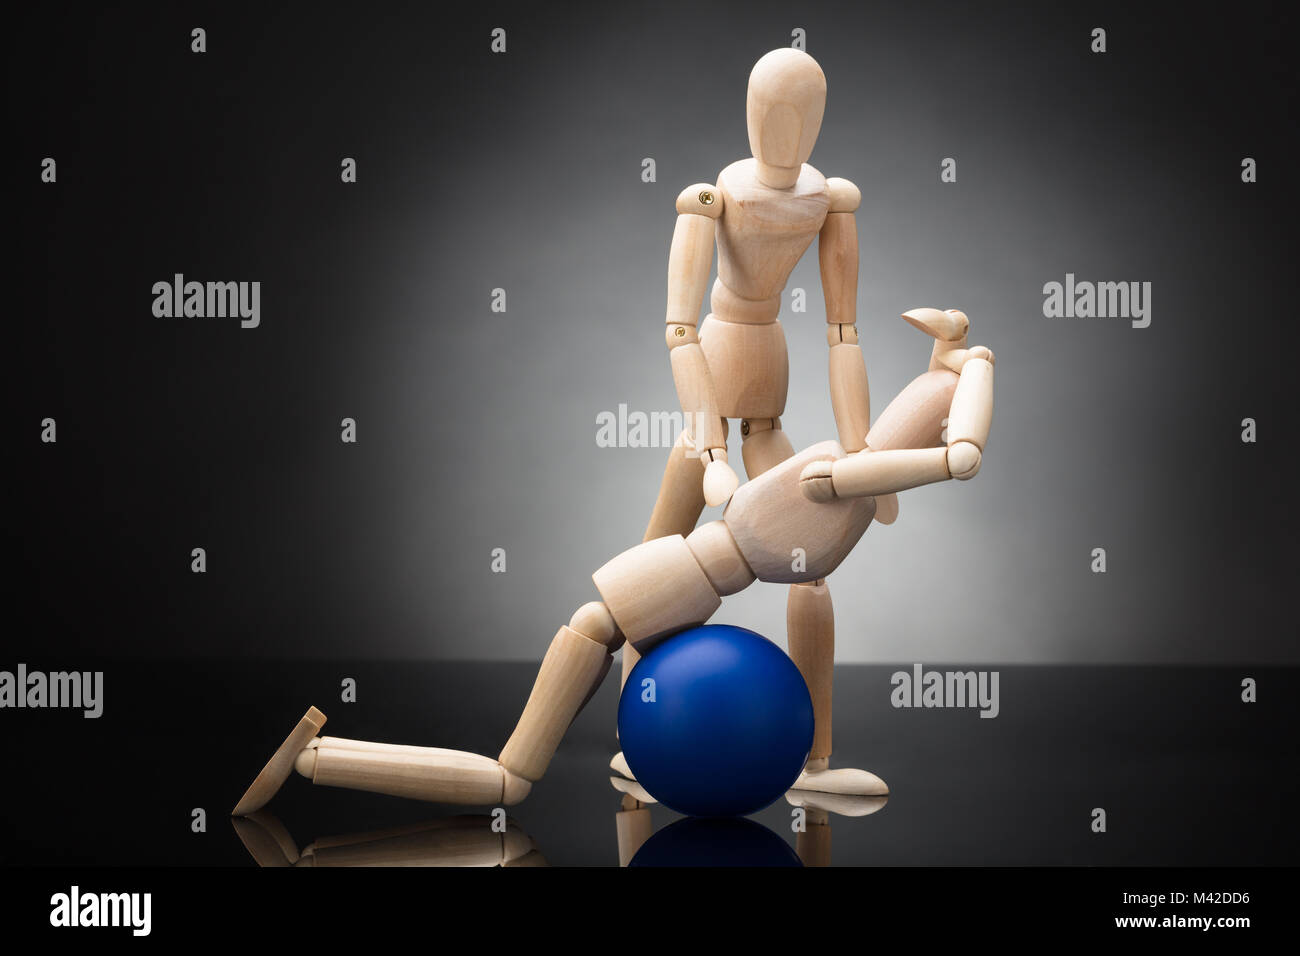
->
<box><xmin>499</xmin><ymin>625</ymin><xmax>611</xmax><ymax>781</ymax></box>
<box><xmin>709</xmin><ymin>277</ymin><xmax>780</xmax><ymax>324</ymax></box>
<box><xmin>828</xmin><ymin>342</ymin><xmax>872</xmax><ymax>452</ymax></box>
<box><xmin>787</xmin><ymin>580</ymin><xmax>834</xmax><ymax>760</ymax></box>
<box><xmin>669</xmin><ymin>342</ymin><xmax>727</xmax><ymax>451</ymax></box>
<box><xmin>865</xmin><ymin>369</ymin><xmax>959</xmax><ymax>452</ymax></box>
<box><xmin>592</xmin><ymin>534</ymin><xmax>722</xmax><ymax>645</ymax></box>
<box><xmin>620</xmin><ymin>643</ymin><xmax>641</xmax><ymax>694</ymax></box>
<box><xmin>740</xmin><ymin>419</ymin><xmax>795</xmax><ymax>478</ymax></box>
<box><xmin>568</xmin><ymin>601</ymin><xmax>619</xmax><ymax>647</ymax></box>
<box><xmin>902</xmin><ymin>306</ymin><xmax>968</xmax><ymax>343</ymax></box>
<box><xmin>825</xmin><ymin>177</ymin><xmax>861</xmax><ymax>212</ymax></box>
<box><xmin>311</xmin><ymin>742</ymin><xmax>506</xmax><ymax>805</ymax></box>
<box><xmin>947</xmin><ymin>357</ymin><xmax>994</xmax><ymax>450</ymax></box>
<box><xmin>698</xmin><ymin>314</ymin><xmax>789</xmax><ymax>419</ymax></box>
<box><xmin>233</xmin><ymin>705</ymin><xmax>326</xmax><ymax>816</ymax></box>
<box><xmin>642</xmin><ymin>428</ymin><xmax>707</xmax><ymax>541</ymax></box>
<box><xmin>818</xmin><ymin>211</ymin><xmax>858</xmax><ymax>327</ymax></box>
<box><xmin>685</xmin><ymin>519</ymin><xmax>756</xmax><ymax>596</ymax></box>
<box><xmin>724</xmin><ymin>440</ymin><xmax>875</xmax><ymax>583</ymax></box>
<box><xmin>665</xmin><ymin>213</ymin><xmax>715</xmax><ymax>328</ymax></box>
<box><xmin>792</xmin><ymin>765</ymin><xmax>889</xmax><ymax>796</ymax></box>
<box><xmin>317</xmin><ymin>736</ymin><xmax>463</xmax><ymax>756</ymax></box>
<box><xmin>715</xmin><ymin>159</ymin><xmax>829</xmax><ymax>301</ymax></box>
<box><xmin>874</xmin><ymin>492</ymin><xmax>900</xmax><ymax>525</ymax></box>
<box><xmin>745</xmin><ymin>48</ymin><xmax>827</xmax><ymax>187</ymax></box>
<box><xmin>786</xmin><ymin>790</ymin><xmax>889</xmax><ymax>817</ymax></box>
<box><xmin>830</xmin><ymin>447</ymin><xmax>951</xmax><ymax>498</ymax></box>
<box><xmin>675</xmin><ymin>182</ymin><xmax>723</xmax><ymax>219</ymax></box>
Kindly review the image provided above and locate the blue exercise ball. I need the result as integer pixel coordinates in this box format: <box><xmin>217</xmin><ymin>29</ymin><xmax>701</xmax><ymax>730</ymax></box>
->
<box><xmin>617</xmin><ymin>624</ymin><xmax>814</xmax><ymax>817</ymax></box>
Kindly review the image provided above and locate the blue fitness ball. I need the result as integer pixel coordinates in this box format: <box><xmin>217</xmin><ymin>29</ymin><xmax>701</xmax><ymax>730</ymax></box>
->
<box><xmin>617</xmin><ymin>623</ymin><xmax>814</xmax><ymax>817</ymax></box>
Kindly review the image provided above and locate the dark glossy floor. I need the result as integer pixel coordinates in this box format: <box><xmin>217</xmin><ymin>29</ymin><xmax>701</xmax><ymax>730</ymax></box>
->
<box><xmin>2</xmin><ymin>661</ymin><xmax>1295</xmax><ymax>866</ymax></box>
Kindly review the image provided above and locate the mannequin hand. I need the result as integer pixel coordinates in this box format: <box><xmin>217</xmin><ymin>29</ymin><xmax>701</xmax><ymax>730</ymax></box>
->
<box><xmin>799</xmin><ymin>459</ymin><xmax>836</xmax><ymax>503</ymax></box>
<box><xmin>702</xmin><ymin>454</ymin><xmax>739</xmax><ymax>507</ymax></box>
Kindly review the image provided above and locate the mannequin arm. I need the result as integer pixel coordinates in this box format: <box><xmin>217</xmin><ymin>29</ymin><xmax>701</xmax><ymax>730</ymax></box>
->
<box><xmin>821</xmin><ymin>177</ymin><xmax>872</xmax><ymax>453</ymax></box>
<box><xmin>665</xmin><ymin>183</ymin><xmax>736</xmax><ymax>505</ymax></box>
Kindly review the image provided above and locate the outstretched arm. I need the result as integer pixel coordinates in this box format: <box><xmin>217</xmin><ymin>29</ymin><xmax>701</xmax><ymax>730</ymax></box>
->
<box><xmin>664</xmin><ymin>183</ymin><xmax>737</xmax><ymax>506</ymax></box>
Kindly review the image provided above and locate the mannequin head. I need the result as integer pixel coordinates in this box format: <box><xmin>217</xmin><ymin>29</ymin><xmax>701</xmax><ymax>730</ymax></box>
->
<box><xmin>746</xmin><ymin>49</ymin><xmax>827</xmax><ymax>188</ymax></box>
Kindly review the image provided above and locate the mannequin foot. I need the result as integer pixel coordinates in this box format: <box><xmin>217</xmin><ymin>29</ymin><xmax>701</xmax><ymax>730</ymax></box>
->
<box><xmin>610</xmin><ymin>751</ymin><xmax>636</xmax><ymax>781</ymax></box>
<box><xmin>233</xmin><ymin>706</ymin><xmax>328</xmax><ymax>816</ymax></box>
<box><xmin>785</xmin><ymin>788</ymin><xmax>888</xmax><ymax>817</ymax></box>
<box><xmin>609</xmin><ymin>775</ymin><xmax>657</xmax><ymax>804</ymax></box>
<box><xmin>790</xmin><ymin>758</ymin><xmax>889</xmax><ymax>797</ymax></box>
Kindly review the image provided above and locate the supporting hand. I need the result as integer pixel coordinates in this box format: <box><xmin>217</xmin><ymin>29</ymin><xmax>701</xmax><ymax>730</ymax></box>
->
<box><xmin>702</xmin><ymin>450</ymin><xmax>740</xmax><ymax>507</ymax></box>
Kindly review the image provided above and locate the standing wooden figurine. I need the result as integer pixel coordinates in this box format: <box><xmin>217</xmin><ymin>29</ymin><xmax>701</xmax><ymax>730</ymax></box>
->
<box><xmin>622</xmin><ymin>47</ymin><xmax>909</xmax><ymax>795</ymax></box>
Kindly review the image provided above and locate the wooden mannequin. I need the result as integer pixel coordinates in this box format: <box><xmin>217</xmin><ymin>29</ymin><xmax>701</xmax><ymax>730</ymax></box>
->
<box><xmin>234</xmin><ymin>318</ymin><xmax>994</xmax><ymax>816</ymax></box>
<box><xmin>621</xmin><ymin>48</ymin><xmax>897</xmax><ymax>795</ymax></box>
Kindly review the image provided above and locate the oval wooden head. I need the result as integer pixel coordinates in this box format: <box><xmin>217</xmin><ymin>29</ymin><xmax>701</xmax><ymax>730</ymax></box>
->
<box><xmin>746</xmin><ymin>49</ymin><xmax>827</xmax><ymax>184</ymax></box>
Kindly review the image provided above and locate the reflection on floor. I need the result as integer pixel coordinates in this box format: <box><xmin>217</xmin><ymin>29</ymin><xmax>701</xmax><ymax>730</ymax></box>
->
<box><xmin>5</xmin><ymin>662</ymin><xmax>1295</xmax><ymax>866</ymax></box>
<box><xmin>233</xmin><ymin>770</ymin><xmax>888</xmax><ymax>868</ymax></box>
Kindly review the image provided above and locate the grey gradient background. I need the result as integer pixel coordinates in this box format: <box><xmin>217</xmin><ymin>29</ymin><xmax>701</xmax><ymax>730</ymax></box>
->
<box><xmin>13</xmin><ymin>1</ymin><xmax>1295</xmax><ymax>664</ymax></box>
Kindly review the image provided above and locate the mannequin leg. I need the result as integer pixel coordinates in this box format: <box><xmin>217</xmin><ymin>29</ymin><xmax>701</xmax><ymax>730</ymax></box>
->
<box><xmin>787</xmin><ymin>578</ymin><xmax>834</xmax><ymax>768</ymax></box>
<box><xmin>234</xmin><ymin>603</ymin><xmax>622</xmax><ymax>815</ymax></box>
<box><xmin>237</xmin><ymin>523</ymin><xmax>756</xmax><ymax>814</ymax></box>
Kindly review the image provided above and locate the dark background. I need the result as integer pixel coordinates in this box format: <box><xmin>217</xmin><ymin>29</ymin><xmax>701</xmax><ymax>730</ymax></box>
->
<box><xmin>11</xmin><ymin>0</ymin><xmax>1297</xmax><ymax>664</ymax></box>
<box><xmin>5</xmin><ymin>0</ymin><xmax>1298</xmax><ymax>869</ymax></box>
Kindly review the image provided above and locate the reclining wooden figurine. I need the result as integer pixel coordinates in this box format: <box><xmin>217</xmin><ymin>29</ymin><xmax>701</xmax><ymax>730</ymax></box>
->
<box><xmin>233</xmin><ymin>310</ymin><xmax>993</xmax><ymax>816</ymax></box>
